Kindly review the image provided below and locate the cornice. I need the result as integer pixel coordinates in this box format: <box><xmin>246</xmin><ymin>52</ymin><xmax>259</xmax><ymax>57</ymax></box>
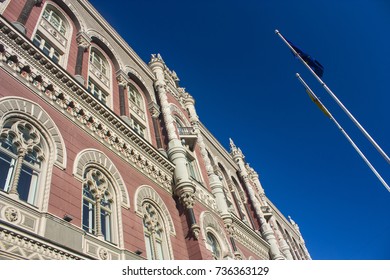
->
<box><xmin>266</xmin><ymin>198</ymin><xmax>301</xmax><ymax>239</ymax></box>
<box><xmin>0</xmin><ymin>16</ymin><xmax>174</xmax><ymax>192</ymax></box>
<box><xmin>199</xmin><ymin>122</ymin><xmax>239</xmax><ymax>169</ymax></box>
<box><xmin>231</xmin><ymin>214</ymin><xmax>270</xmax><ymax>259</ymax></box>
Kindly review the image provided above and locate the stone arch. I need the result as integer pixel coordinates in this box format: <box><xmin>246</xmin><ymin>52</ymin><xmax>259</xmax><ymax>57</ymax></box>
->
<box><xmin>200</xmin><ymin>211</ymin><xmax>233</xmax><ymax>259</ymax></box>
<box><xmin>0</xmin><ymin>96</ymin><xmax>67</xmax><ymax>211</ymax></box>
<box><xmin>52</xmin><ymin>0</ymin><xmax>86</xmax><ymax>32</ymax></box>
<box><xmin>73</xmin><ymin>148</ymin><xmax>130</xmax><ymax>209</ymax></box>
<box><xmin>126</xmin><ymin>66</ymin><xmax>156</xmax><ymax>103</ymax></box>
<box><xmin>134</xmin><ymin>185</ymin><xmax>176</xmax><ymax>236</ymax></box>
<box><xmin>87</xmin><ymin>29</ymin><xmax>122</xmax><ymax>71</ymax></box>
<box><xmin>170</xmin><ymin>104</ymin><xmax>191</xmax><ymax>126</ymax></box>
<box><xmin>0</xmin><ymin>97</ymin><xmax>66</xmax><ymax>169</ymax></box>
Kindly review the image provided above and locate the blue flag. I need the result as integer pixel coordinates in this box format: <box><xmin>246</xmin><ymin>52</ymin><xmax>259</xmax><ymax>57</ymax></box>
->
<box><xmin>288</xmin><ymin>40</ymin><xmax>324</xmax><ymax>78</ymax></box>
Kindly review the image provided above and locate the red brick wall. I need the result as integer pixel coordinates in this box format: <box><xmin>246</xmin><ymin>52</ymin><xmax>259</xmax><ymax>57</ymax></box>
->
<box><xmin>0</xmin><ymin>68</ymin><xmax>209</xmax><ymax>257</ymax></box>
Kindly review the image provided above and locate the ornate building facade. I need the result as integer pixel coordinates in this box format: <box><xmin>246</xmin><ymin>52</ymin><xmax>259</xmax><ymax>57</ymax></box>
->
<box><xmin>0</xmin><ymin>0</ymin><xmax>310</xmax><ymax>260</ymax></box>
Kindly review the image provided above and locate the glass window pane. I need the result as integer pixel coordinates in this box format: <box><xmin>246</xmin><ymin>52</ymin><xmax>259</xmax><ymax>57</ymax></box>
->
<box><xmin>0</xmin><ymin>152</ymin><xmax>14</xmax><ymax>192</ymax></box>
<box><xmin>144</xmin><ymin>234</ymin><xmax>153</xmax><ymax>260</ymax></box>
<box><xmin>101</xmin><ymin>209</ymin><xmax>111</xmax><ymax>242</ymax></box>
<box><xmin>156</xmin><ymin>240</ymin><xmax>164</xmax><ymax>260</ymax></box>
<box><xmin>82</xmin><ymin>200</ymin><xmax>95</xmax><ymax>234</ymax></box>
<box><xmin>18</xmin><ymin>164</ymin><xmax>33</xmax><ymax>203</ymax></box>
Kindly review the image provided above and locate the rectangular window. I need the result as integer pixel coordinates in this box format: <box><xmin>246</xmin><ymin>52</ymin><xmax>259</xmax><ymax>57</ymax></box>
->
<box><xmin>88</xmin><ymin>79</ymin><xmax>108</xmax><ymax>105</ymax></box>
<box><xmin>82</xmin><ymin>200</ymin><xmax>95</xmax><ymax>234</ymax></box>
<box><xmin>101</xmin><ymin>209</ymin><xmax>111</xmax><ymax>242</ymax></box>
<box><xmin>0</xmin><ymin>153</ymin><xmax>15</xmax><ymax>192</ymax></box>
<box><xmin>130</xmin><ymin>117</ymin><xmax>145</xmax><ymax>138</ymax></box>
<box><xmin>144</xmin><ymin>234</ymin><xmax>153</xmax><ymax>260</ymax></box>
<box><xmin>156</xmin><ymin>240</ymin><xmax>164</xmax><ymax>260</ymax></box>
<box><xmin>32</xmin><ymin>34</ymin><xmax>61</xmax><ymax>64</ymax></box>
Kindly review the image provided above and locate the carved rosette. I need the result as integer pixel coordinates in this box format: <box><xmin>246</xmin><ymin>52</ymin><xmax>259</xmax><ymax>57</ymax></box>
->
<box><xmin>4</xmin><ymin>207</ymin><xmax>19</xmax><ymax>223</ymax></box>
<box><xmin>98</xmin><ymin>248</ymin><xmax>109</xmax><ymax>260</ymax></box>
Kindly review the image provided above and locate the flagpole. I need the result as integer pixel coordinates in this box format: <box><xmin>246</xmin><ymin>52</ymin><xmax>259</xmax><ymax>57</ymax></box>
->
<box><xmin>296</xmin><ymin>73</ymin><xmax>390</xmax><ymax>192</ymax></box>
<box><xmin>275</xmin><ymin>29</ymin><xmax>390</xmax><ymax>165</ymax></box>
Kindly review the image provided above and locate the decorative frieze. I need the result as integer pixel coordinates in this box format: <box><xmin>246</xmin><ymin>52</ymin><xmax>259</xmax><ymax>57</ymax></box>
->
<box><xmin>230</xmin><ymin>215</ymin><xmax>269</xmax><ymax>259</ymax></box>
<box><xmin>0</xmin><ymin>226</ymin><xmax>81</xmax><ymax>260</ymax></box>
<box><xmin>0</xmin><ymin>18</ymin><xmax>174</xmax><ymax>193</ymax></box>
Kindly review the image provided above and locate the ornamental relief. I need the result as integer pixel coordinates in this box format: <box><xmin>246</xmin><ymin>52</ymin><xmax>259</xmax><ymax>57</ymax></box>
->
<box><xmin>0</xmin><ymin>23</ymin><xmax>174</xmax><ymax>193</ymax></box>
<box><xmin>40</xmin><ymin>18</ymin><xmax>67</xmax><ymax>48</ymax></box>
<box><xmin>4</xmin><ymin>207</ymin><xmax>19</xmax><ymax>223</ymax></box>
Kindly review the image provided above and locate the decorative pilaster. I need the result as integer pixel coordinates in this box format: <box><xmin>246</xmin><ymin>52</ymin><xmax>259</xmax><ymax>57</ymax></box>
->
<box><xmin>149</xmin><ymin>54</ymin><xmax>198</xmax><ymax>238</ymax></box>
<box><xmin>75</xmin><ymin>32</ymin><xmax>91</xmax><ymax>84</ymax></box>
<box><xmin>14</xmin><ymin>0</ymin><xmax>42</xmax><ymax>34</ymax></box>
<box><xmin>116</xmin><ymin>71</ymin><xmax>130</xmax><ymax>116</ymax></box>
<box><xmin>229</xmin><ymin>139</ymin><xmax>284</xmax><ymax>260</ymax></box>
<box><xmin>148</xmin><ymin>101</ymin><xmax>163</xmax><ymax>149</ymax></box>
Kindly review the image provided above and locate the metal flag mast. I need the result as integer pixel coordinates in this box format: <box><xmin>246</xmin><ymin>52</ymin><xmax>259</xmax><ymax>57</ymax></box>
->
<box><xmin>275</xmin><ymin>29</ymin><xmax>390</xmax><ymax>165</ymax></box>
<box><xmin>296</xmin><ymin>73</ymin><xmax>390</xmax><ymax>192</ymax></box>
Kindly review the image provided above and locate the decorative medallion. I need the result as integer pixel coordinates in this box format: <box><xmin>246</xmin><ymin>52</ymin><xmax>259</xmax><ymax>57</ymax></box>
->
<box><xmin>4</xmin><ymin>207</ymin><xmax>19</xmax><ymax>222</ymax></box>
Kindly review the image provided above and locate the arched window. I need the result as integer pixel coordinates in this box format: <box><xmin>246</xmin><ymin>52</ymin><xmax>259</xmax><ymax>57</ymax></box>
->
<box><xmin>127</xmin><ymin>83</ymin><xmax>147</xmax><ymax>139</ymax></box>
<box><xmin>142</xmin><ymin>202</ymin><xmax>170</xmax><ymax>260</ymax></box>
<box><xmin>0</xmin><ymin>120</ymin><xmax>45</xmax><ymax>205</ymax></box>
<box><xmin>88</xmin><ymin>47</ymin><xmax>111</xmax><ymax>106</ymax></box>
<box><xmin>206</xmin><ymin>232</ymin><xmax>221</xmax><ymax>260</ymax></box>
<box><xmin>42</xmin><ymin>7</ymin><xmax>67</xmax><ymax>36</ymax></box>
<box><xmin>200</xmin><ymin>211</ymin><xmax>233</xmax><ymax>260</ymax></box>
<box><xmin>33</xmin><ymin>4</ymin><xmax>72</xmax><ymax>66</ymax></box>
<box><xmin>128</xmin><ymin>84</ymin><xmax>142</xmax><ymax>108</ymax></box>
<box><xmin>90</xmin><ymin>49</ymin><xmax>108</xmax><ymax>76</ymax></box>
<box><xmin>82</xmin><ymin>168</ymin><xmax>115</xmax><ymax>243</ymax></box>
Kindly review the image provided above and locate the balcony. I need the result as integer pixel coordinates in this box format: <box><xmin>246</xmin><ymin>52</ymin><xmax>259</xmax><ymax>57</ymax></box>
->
<box><xmin>177</xmin><ymin>127</ymin><xmax>197</xmax><ymax>151</ymax></box>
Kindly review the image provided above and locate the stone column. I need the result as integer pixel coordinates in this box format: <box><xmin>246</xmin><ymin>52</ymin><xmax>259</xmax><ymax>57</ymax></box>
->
<box><xmin>149</xmin><ymin>54</ymin><xmax>199</xmax><ymax>238</ymax></box>
<box><xmin>288</xmin><ymin>216</ymin><xmax>311</xmax><ymax>260</ymax></box>
<box><xmin>14</xmin><ymin>0</ymin><xmax>42</xmax><ymax>34</ymax></box>
<box><xmin>183</xmin><ymin>93</ymin><xmax>241</xmax><ymax>256</ymax></box>
<box><xmin>74</xmin><ymin>33</ymin><xmax>91</xmax><ymax>85</ymax></box>
<box><xmin>148</xmin><ymin>102</ymin><xmax>163</xmax><ymax>149</ymax></box>
<box><xmin>116</xmin><ymin>71</ymin><xmax>129</xmax><ymax>116</ymax></box>
<box><xmin>184</xmin><ymin>94</ymin><xmax>231</xmax><ymax>221</ymax></box>
<box><xmin>229</xmin><ymin>139</ymin><xmax>284</xmax><ymax>260</ymax></box>
<box><xmin>8</xmin><ymin>149</ymin><xmax>26</xmax><ymax>198</ymax></box>
<box><xmin>249</xmin><ymin>168</ymin><xmax>293</xmax><ymax>260</ymax></box>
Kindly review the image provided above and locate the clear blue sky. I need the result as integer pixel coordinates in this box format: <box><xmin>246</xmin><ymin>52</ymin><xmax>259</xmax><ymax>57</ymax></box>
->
<box><xmin>89</xmin><ymin>0</ymin><xmax>390</xmax><ymax>260</ymax></box>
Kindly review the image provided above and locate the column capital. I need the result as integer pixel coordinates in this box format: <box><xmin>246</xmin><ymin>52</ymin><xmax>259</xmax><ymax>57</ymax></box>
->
<box><xmin>116</xmin><ymin>70</ymin><xmax>130</xmax><ymax>87</ymax></box>
<box><xmin>76</xmin><ymin>32</ymin><xmax>91</xmax><ymax>50</ymax></box>
<box><xmin>148</xmin><ymin>101</ymin><xmax>160</xmax><ymax>118</ymax></box>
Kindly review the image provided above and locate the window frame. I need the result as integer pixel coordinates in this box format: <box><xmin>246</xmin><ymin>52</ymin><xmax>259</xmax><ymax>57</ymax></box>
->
<box><xmin>42</xmin><ymin>7</ymin><xmax>67</xmax><ymax>36</ymax></box>
<box><xmin>32</xmin><ymin>33</ymin><xmax>61</xmax><ymax>64</ymax></box>
<box><xmin>142</xmin><ymin>202</ymin><xmax>170</xmax><ymax>260</ymax></box>
<box><xmin>81</xmin><ymin>168</ymin><xmax>116</xmax><ymax>244</ymax></box>
<box><xmin>0</xmin><ymin>121</ymin><xmax>45</xmax><ymax>206</ymax></box>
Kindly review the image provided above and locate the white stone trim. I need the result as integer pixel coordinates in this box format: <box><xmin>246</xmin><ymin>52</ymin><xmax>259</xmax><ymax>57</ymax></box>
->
<box><xmin>73</xmin><ymin>148</ymin><xmax>130</xmax><ymax>209</ymax></box>
<box><xmin>0</xmin><ymin>0</ymin><xmax>11</xmax><ymax>14</ymax></box>
<box><xmin>134</xmin><ymin>185</ymin><xmax>176</xmax><ymax>236</ymax></box>
<box><xmin>0</xmin><ymin>96</ymin><xmax>67</xmax><ymax>169</ymax></box>
<box><xmin>199</xmin><ymin>211</ymin><xmax>232</xmax><ymax>259</ymax></box>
